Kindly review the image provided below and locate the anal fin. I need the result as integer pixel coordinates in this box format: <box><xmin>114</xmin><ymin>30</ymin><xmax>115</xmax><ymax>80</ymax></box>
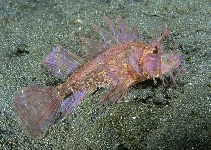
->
<box><xmin>61</xmin><ymin>90</ymin><xmax>87</xmax><ymax>114</ymax></box>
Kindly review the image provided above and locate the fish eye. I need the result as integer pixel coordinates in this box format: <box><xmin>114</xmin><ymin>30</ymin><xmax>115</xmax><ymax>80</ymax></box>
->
<box><xmin>153</xmin><ymin>47</ymin><xmax>158</xmax><ymax>54</ymax></box>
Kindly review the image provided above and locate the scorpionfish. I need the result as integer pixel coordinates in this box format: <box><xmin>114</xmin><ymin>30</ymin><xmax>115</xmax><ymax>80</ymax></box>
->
<box><xmin>13</xmin><ymin>16</ymin><xmax>184</xmax><ymax>138</ymax></box>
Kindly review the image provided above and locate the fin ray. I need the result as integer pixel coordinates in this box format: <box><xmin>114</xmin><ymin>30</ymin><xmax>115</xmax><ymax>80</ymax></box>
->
<box><xmin>43</xmin><ymin>45</ymin><xmax>85</xmax><ymax>78</ymax></box>
<box><xmin>100</xmin><ymin>82</ymin><xmax>128</xmax><ymax>104</ymax></box>
<box><xmin>13</xmin><ymin>85</ymin><xmax>62</xmax><ymax>138</ymax></box>
<box><xmin>61</xmin><ymin>90</ymin><xmax>87</xmax><ymax>114</ymax></box>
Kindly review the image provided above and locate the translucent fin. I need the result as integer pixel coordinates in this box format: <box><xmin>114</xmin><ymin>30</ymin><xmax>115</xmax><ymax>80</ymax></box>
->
<box><xmin>103</xmin><ymin>16</ymin><xmax>121</xmax><ymax>41</ymax></box>
<box><xmin>116</xmin><ymin>16</ymin><xmax>127</xmax><ymax>42</ymax></box>
<box><xmin>43</xmin><ymin>45</ymin><xmax>85</xmax><ymax>78</ymax></box>
<box><xmin>60</xmin><ymin>90</ymin><xmax>87</xmax><ymax>114</ymax></box>
<box><xmin>83</xmin><ymin>16</ymin><xmax>138</xmax><ymax>53</ymax></box>
<box><xmin>91</xmin><ymin>24</ymin><xmax>118</xmax><ymax>48</ymax></box>
<box><xmin>116</xmin><ymin>16</ymin><xmax>138</xmax><ymax>42</ymax></box>
<box><xmin>13</xmin><ymin>85</ymin><xmax>63</xmax><ymax>138</ymax></box>
<box><xmin>80</xmin><ymin>37</ymin><xmax>105</xmax><ymax>59</ymax></box>
<box><xmin>100</xmin><ymin>82</ymin><xmax>128</xmax><ymax>104</ymax></box>
<box><xmin>129</xmin><ymin>26</ymin><xmax>138</xmax><ymax>41</ymax></box>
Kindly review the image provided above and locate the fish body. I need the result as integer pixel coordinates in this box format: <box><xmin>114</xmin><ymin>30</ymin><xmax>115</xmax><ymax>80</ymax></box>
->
<box><xmin>57</xmin><ymin>42</ymin><xmax>146</xmax><ymax>101</ymax></box>
<box><xmin>13</xmin><ymin>16</ymin><xmax>185</xmax><ymax>138</ymax></box>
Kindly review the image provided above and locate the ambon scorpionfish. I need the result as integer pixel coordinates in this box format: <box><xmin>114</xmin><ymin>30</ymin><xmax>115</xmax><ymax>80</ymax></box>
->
<box><xmin>13</xmin><ymin>16</ymin><xmax>185</xmax><ymax>138</ymax></box>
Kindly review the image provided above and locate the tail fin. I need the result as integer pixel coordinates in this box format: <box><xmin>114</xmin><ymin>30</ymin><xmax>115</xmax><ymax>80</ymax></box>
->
<box><xmin>13</xmin><ymin>85</ymin><xmax>63</xmax><ymax>138</ymax></box>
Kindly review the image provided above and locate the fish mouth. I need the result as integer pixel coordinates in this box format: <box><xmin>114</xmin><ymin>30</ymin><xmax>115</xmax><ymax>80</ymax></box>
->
<box><xmin>161</xmin><ymin>52</ymin><xmax>185</xmax><ymax>75</ymax></box>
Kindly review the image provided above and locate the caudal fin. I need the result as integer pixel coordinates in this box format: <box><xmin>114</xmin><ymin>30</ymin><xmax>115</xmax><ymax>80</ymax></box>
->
<box><xmin>13</xmin><ymin>85</ymin><xmax>63</xmax><ymax>138</ymax></box>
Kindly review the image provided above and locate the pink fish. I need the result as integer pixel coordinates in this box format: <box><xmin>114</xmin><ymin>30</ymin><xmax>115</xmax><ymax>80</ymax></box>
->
<box><xmin>13</xmin><ymin>16</ymin><xmax>185</xmax><ymax>138</ymax></box>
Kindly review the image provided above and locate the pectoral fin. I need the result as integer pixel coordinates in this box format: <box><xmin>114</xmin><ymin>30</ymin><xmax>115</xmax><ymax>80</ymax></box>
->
<box><xmin>100</xmin><ymin>82</ymin><xmax>128</xmax><ymax>104</ymax></box>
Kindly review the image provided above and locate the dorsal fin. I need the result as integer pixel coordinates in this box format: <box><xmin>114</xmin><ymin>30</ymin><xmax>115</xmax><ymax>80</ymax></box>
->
<box><xmin>43</xmin><ymin>45</ymin><xmax>85</xmax><ymax>78</ymax></box>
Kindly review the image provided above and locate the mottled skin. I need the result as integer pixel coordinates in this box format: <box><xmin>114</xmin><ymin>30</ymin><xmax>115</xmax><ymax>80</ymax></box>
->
<box><xmin>56</xmin><ymin>41</ymin><xmax>157</xmax><ymax>103</ymax></box>
<box><xmin>13</xmin><ymin>16</ymin><xmax>184</xmax><ymax>138</ymax></box>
